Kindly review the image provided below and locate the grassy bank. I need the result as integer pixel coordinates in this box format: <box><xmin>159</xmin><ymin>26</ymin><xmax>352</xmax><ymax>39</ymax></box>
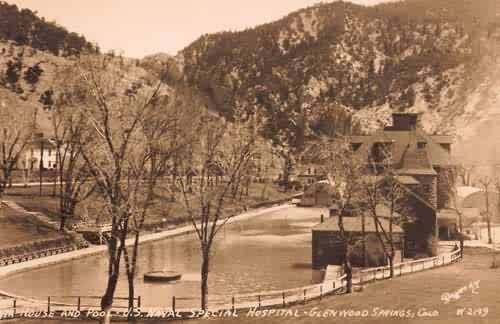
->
<box><xmin>2</xmin><ymin>182</ymin><xmax>299</xmax><ymax>247</ymax></box>
<box><xmin>0</xmin><ymin>205</ymin><xmax>63</xmax><ymax>249</ymax></box>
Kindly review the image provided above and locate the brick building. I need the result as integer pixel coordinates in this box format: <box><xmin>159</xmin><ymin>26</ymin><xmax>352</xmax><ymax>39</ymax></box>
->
<box><xmin>349</xmin><ymin>112</ymin><xmax>455</xmax><ymax>257</ymax></box>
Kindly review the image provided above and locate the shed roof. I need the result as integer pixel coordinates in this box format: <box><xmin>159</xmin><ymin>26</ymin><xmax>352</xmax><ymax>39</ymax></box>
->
<box><xmin>313</xmin><ymin>204</ymin><xmax>403</xmax><ymax>233</ymax></box>
<box><xmin>312</xmin><ymin>215</ymin><xmax>404</xmax><ymax>233</ymax></box>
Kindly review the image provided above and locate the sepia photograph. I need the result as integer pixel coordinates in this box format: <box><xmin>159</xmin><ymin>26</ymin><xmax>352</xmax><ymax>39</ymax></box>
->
<box><xmin>0</xmin><ymin>0</ymin><xmax>498</xmax><ymax>323</ymax></box>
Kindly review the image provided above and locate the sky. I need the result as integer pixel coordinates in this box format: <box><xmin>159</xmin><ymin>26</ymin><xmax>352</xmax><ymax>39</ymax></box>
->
<box><xmin>7</xmin><ymin>0</ymin><xmax>393</xmax><ymax>58</ymax></box>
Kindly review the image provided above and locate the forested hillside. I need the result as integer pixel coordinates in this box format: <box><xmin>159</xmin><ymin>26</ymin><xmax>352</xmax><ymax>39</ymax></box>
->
<box><xmin>178</xmin><ymin>0</ymin><xmax>500</xmax><ymax>158</ymax></box>
<box><xmin>0</xmin><ymin>1</ymin><xmax>97</xmax><ymax>56</ymax></box>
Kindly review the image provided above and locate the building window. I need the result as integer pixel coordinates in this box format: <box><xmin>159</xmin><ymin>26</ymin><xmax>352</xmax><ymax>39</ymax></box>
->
<box><xmin>417</xmin><ymin>141</ymin><xmax>427</xmax><ymax>149</ymax></box>
<box><xmin>371</xmin><ymin>142</ymin><xmax>392</xmax><ymax>163</ymax></box>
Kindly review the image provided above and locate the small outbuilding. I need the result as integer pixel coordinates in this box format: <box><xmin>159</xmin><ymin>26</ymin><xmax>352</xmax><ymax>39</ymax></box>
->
<box><xmin>299</xmin><ymin>181</ymin><xmax>335</xmax><ymax>207</ymax></box>
<box><xmin>311</xmin><ymin>206</ymin><xmax>405</xmax><ymax>269</ymax></box>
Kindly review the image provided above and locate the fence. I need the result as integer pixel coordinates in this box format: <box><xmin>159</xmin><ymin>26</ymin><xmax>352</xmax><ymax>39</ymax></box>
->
<box><xmin>204</xmin><ymin>274</ymin><xmax>347</xmax><ymax>312</ymax></box>
<box><xmin>0</xmin><ymin>295</ymin><xmax>140</xmax><ymax>320</ymax></box>
<box><xmin>0</xmin><ymin>238</ymin><xmax>88</xmax><ymax>267</ymax></box>
<box><xmin>355</xmin><ymin>248</ymin><xmax>462</xmax><ymax>284</ymax></box>
<box><xmin>0</xmin><ymin>250</ymin><xmax>462</xmax><ymax>320</ymax></box>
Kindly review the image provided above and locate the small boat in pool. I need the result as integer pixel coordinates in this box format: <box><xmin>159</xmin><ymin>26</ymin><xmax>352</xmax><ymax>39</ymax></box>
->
<box><xmin>144</xmin><ymin>270</ymin><xmax>182</xmax><ymax>282</ymax></box>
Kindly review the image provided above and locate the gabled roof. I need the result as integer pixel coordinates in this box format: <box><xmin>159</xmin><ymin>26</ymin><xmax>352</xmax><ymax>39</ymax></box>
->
<box><xmin>394</xmin><ymin>175</ymin><xmax>420</xmax><ymax>185</ymax></box>
<box><xmin>437</xmin><ymin>209</ymin><xmax>459</xmax><ymax>220</ymax></box>
<box><xmin>29</xmin><ymin>137</ymin><xmax>57</xmax><ymax>149</ymax></box>
<box><xmin>350</xmin><ymin>127</ymin><xmax>452</xmax><ymax>169</ymax></box>
<box><xmin>431</xmin><ymin>135</ymin><xmax>454</xmax><ymax>144</ymax></box>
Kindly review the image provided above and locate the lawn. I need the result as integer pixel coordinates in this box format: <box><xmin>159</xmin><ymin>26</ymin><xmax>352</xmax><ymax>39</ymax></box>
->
<box><xmin>3</xmin><ymin>181</ymin><xmax>300</xmax><ymax>229</ymax></box>
<box><xmin>0</xmin><ymin>205</ymin><xmax>63</xmax><ymax>249</ymax></box>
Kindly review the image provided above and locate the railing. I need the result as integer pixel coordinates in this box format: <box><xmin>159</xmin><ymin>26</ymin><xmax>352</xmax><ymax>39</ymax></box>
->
<box><xmin>0</xmin><ymin>249</ymin><xmax>462</xmax><ymax>321</ymax></box>
<box><xmin>0</xmin><ymin>295</ymin><xmax>140</xmax><ymax>320</ymax></box>
<box><xmin>355</xmin><ymin>248</ymin><xmax>462</xmax><ymax>284</ymax></box>
<box><xmin>205</xmin><ymin>275</ymin><xmax>347</xmax><ymax>312</ymax></box>
<box><xmin>0</xmin><ymin>244</ymin><xmax>84</xmax><ymax>267</ymax></box>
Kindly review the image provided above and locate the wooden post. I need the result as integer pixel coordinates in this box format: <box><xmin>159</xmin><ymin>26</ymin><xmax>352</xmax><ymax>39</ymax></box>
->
<box><xmin>47</xmin><ymin>296</ymin><xmax>51</xmax><ymax>313</ymax></box>
<box><xmin>232</xmin><ymin>296</ymin><xmax>235</xmax><ymax>312</ymax></box>
<box><xmin>303</xmin><ymin>289</ymin><xmax>306</xmax><ymax>303</ymax></box>
<box><xmin>258</xmin><ymin>295</ymin><xmax>261</xmax><ymax>308</ymax></box>
<box><xmin>137</xmin><ymin>296</ymin><xmax>141</xmax><ymax>308</ymax></box>
<box><xmin>172</xmin><ymin>296</ymin><xmax>176</xmax><ymax>313</ymax></box>
<box><xmin>12</xmin><ymin>299</ymin><xmax>16</xmax><ymax>317</ymax></box>
<box><xmin>77</xmin><ymin>297</ymin><xmax>81</xmax><ymax>312</ymax></box>
<box><xmin>320</xmin><ymin>285</ymin><xmax>323</xmax><ymax>300</ymax></box>
<box><xmin>282</xmin><ymin>292</ymin><xmax>285</xmax><ymax>307</ymax></box>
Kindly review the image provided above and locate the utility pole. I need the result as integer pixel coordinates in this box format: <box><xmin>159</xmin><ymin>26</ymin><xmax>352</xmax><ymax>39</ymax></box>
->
<box><xmin>479</xmin><ymin>177</ymin><xmax>493</xmax><ymax>244</ymax></box>
<box><xmin>39</xmin><ymin>135</ymin><xmax>44</xmax><ymax>197</ymax></box>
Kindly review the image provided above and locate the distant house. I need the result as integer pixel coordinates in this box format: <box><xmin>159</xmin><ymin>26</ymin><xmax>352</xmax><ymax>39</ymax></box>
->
<box><xmin>461</xmin><ymin>190</ymin><xmax>500</xmax><ymax>222</ymax></box>
<box><xmin>297</xmin><ymin>165</ymin><xmax>323</xmax><ymax>187</ymax></box>
<box><xmin>311</xmin><ymin>204</ymin><xmax>404</xmax><ymax>269</ymax></box>
<box><xmin>300</xmin><ymin>180</ymin><xmax>335</xmax><ymax>207</ymax></box>
<box><xmin>23</xmin><ymin>133</ymin><xmax>58</xmax><ymax>170</ymax></box>
<box><xmin>349</xmin><ymin>112</ymin><xmax>455</xmax><ymax>257</ymax></box>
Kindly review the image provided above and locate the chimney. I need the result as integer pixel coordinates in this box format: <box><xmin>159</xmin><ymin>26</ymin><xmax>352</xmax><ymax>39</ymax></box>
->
<box><xmin>329</xmin><ymin>204</ymin><xmax>339</xmax><ymax>218</ymax></box>
<box><xmin>387</xmin><ymin>113</ymin><xmax>420</xmax><ymax>131</ymax></box>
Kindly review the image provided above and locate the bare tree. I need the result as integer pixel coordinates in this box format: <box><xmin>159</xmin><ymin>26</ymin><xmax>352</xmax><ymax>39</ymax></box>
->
<box><xmin>320</xmin><ymin>136</ymin><xmax>365</xmax><ymax>293</ymax></box>
<box><xmin>50</xmin><ymin>86</ymin><xmax>96</xmax><ymax>231</ymax></box>
<box><xmin>478</xmin><ymin>177</ymin><xmax>493</xmax><ymax>244</ymax></box>
<box><xmin>58</xmin><ymin>53</ymin><xmax>176</xmax><ymax>323</ymax></box>
<box><xmin>177</xmin><ymin>111</ymin><xmax>258</xmax><ymax>310</ymax></box>
<box><xmin>364</xmin><ymin>172</ymin><xmax>408</xmax><ymax>278</ymax></box>
<box><xmin>0</xmin><ymin>99</ymin><xmax>37</xmax><ymax>215</ymax></box>
<box><xmin>443</xmin><ymin>167</ymin><xmax>464</xmax><ymax>257</ymax></box>
<box><xmin>121</xmin><ymin>90</ymin><xmax>197</xmax><ymax>320</ymax></box>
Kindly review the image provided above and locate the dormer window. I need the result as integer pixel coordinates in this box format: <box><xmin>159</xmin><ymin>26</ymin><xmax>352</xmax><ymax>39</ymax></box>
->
<box><xmin>417</xmin><ymin>141</ymin><xmax>427</xmax><ymax>149</ymax></box>
<box><xmin>371</xmin><ymin>142</ymin><xmax>392</xmax><ymax>163</ymax></box>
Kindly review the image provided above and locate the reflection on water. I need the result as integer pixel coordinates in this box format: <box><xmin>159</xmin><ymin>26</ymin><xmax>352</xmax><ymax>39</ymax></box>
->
<box><xmin>0</xmin><ymin>207</ymin><xmax>326</xmax><ymax>308</ymax></box>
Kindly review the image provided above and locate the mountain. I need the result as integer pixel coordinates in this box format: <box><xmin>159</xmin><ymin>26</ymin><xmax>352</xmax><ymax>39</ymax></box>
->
<box><xmin>0</xmin><ymin>1</ymin><xmax>97</xmax><ymax>56</ymax></box>
<box><xmin>2</xmin><ymin>0</ymin><xmax>500</xmax><ymax>174</ymax></box>
<box><xmin>0</xmin><ymin>1</ymin><xmax>101</xmax><ymax>132</ymax></box>
<box><xmin>176</xmin><ymin>0</ymin><xmax>500</xmax><ymax>167</ymax></box>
